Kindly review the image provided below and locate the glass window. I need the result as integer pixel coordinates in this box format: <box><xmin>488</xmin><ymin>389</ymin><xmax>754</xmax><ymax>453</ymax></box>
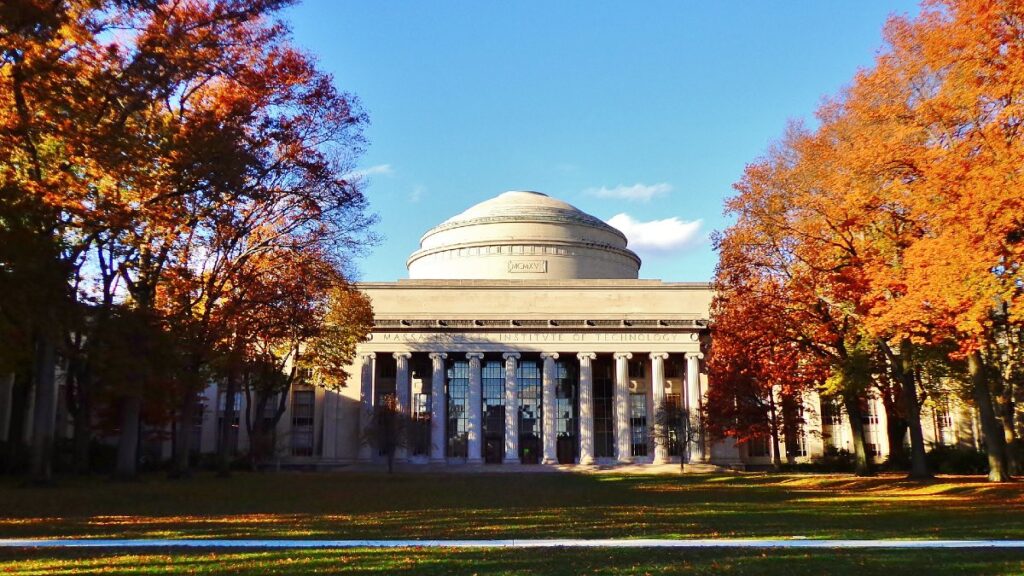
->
<box><xmin>821</xmin><ymin>397</ymin><xmax>844</xmax><ymax>426</ymax></box>
<box><xmin>593</xmin><ymin>361</ymin><xmax>615</xmax><ymax>458</ymax></box>
<box><xmin>749</xmin><ymin>435</ymin><xmax>770</xmax><ymax>457</ymax></box>
<box><xmin>291</xmin><ymin>390</ymin><xmax>315</xmax><ymax>456</ymax></box>
<box><xmin>629</xmin><ymin>392</ymin><xmax>648</xmax><ymax>457</ymax></box>
<box><xmin>411</xmin><ymin>392</ymin><xmax>431</xmax><ymax>456</ymax></box>
<box><xmin>517</xmin><ymin>360</ymin><xmax>542</xmax><ymax>463</ymax></box>
<box><xmin>217</xmin><ymin>391</ymin><xmax>242</xmax><ymax>454</ymax></box>
<box><xmin>447</xmin><ymin>361</ymin><xmax>469</xmax><ymax>458</ymax></box>
<box><xmin>482</xmin><ymin>360</ymin><xmax>505</xmax><ymax>463</ymax></box>
<box><xmin>555</xmin><ymin>361</ymin><xmax>578</xmax><ymax>464</ymax></box>
<box><xmin>628</xmin><ymin>359</ymin><xmax>645</xmax><ymax>379</ymax></box>
<box><xmin>665</xmin><ymin>393</ymin><xmax>683</xmax><ymax>457</ymax></box>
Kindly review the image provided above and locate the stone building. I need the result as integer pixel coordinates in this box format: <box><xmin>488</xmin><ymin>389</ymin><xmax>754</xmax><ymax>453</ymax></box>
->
<box><xmin>0</xmin><ymin>190</ymin><xmax>981</xmax><ymax>468</ymax></box>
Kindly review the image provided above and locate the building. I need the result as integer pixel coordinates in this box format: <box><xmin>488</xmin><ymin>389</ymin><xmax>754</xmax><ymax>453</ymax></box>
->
<box><xmin>0</xmin><ymin>190</ymin><xmax>981</xmax><ymax>468</ymax></box>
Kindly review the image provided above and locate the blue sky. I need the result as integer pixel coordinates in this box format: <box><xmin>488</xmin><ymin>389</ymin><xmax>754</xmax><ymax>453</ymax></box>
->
<box><xmin>285</xmin><ymin>1</ymin><xmax>922</xmax><ymax>282</ymax></box>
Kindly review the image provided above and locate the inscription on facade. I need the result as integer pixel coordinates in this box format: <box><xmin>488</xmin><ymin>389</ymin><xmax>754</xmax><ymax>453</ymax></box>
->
<box><xmin>371</xmin><ymin>331</ymin><xmax>687</xmax><ymax>344</ymax></box>
<box><xmin>508</xmin><ymin>260</ymin><xmax>547</xmax><ymax>273</ymax></box>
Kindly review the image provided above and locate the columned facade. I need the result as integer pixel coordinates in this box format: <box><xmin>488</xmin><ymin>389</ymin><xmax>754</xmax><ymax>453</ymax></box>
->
<box><xmin>337</xmin><ymin>190</ymin><xmax>719</xmax><ymax>468</ymax></box>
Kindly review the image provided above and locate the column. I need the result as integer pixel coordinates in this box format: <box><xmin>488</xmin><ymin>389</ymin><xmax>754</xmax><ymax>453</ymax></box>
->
<box><xmin>541</xmin><ymin>352</ymin><xmax>559</xmax><ymax>464</ymax></box>
<box><xmin>614</xmin><ymin>352</ymin><xmax>633</xmax><ymax>464</ymax></box>
<box><xmin>503</xmin><ymin>353</ymin><xmax>521</xmax><ymax>464</ymax></box>
<box><xmin>650</xmin><ymin>352</ymin><xmax>669</xmax><ymax>464</ymax></box>
<box><xmin>357</xmin><ymin>353</ymin><xmax>376</xmax><ymax>462</ymax></box>
<box><xmin>685</xmin><ymin>352</ymin><xmax>705</xmax><ymax>462</ymax></box>
<box><xmin>393</xmin><ymin>352</ymin><xmax>412</xmax><ymax>461</ymax></box>
<box><xmin>577</xmin><ymin>353</ymin><xmax>597</xmax><ymax>465</ymax></box>
<box><xmin>429</xmin><ymin>353</ymin><xmax>447</xmax><ymax>462</ymax></box>
<box><xmin>466</xmin><ymin>352</ymin><xmax>484</xmax><ymax>464</ymax></box>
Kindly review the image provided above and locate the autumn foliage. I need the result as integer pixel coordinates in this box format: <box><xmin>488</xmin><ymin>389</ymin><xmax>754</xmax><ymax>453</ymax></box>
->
<box><xmin>708</xmin><ymin>0</ymin><xmax>1023</xmax><ymax>480</ymax></box>
<box><xmin>1</xmin><ymin>0</ymin><xmax>375</xmax><ymax>480</ymax></box>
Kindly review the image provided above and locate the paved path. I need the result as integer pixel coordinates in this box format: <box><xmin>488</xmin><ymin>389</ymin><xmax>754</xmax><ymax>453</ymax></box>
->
<box><xmin>3</xmin><ymin>538</ymin><xmax>1024</xmax><ymax>549</ymax></box>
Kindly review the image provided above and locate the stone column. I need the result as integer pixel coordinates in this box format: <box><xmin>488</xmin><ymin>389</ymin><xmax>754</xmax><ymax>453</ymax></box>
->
<box><xmin>503</xmin><ymin>352</ymin><xmax>521</xmax><ymax>464</ymax></box>
<box><xmin>357</xmin><ymin>353</ymin><xmax>376</xmax><ymax>462</ymax></box>
<box><xmin>685</xmin><ymin>352</ymin><xmax>706</xmax><ymax>462</ymax></box>
<box><xmin>541</xmin><ymin>352</ymin><xmax>559</xmax><ymax>464</ymax></box>
<box><xmin>429</xmin><ymin>352</ymin><xmax>447</xmax><ymax>462</ymax></box>
<box><xmin>393</xmin><ymin>352</ymin><xmax>412</xmax><ymax>462</ymax></box>
<box><xmin>614</xmin><ymin>352</ymin><xmax>633</xmax><ymax>464</ymax></box>
<box><xmin>577</xmin><ymin>353</ymin><xmax>597</xmax><ymax>465</ymax></box>
<box><xmin>650</xmin><ymin>352</ymin><xmax>669</xmax><ymax>464</ymax></box>
<box><xmin>466</xmin><ymin>352</ymin><xmax>485</xmax><ymax>464</ymax></box>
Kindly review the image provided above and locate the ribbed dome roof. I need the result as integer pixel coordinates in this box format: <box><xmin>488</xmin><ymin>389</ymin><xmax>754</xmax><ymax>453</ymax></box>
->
<box><xmin>433</xmin><ymin>191</ymin><xmax>626</xmax><ymax>243</ymax></box>
<box><xmin>408</xmin><ymin>190</ymin><xmax>640</xmax><ymax>280</ymax></box>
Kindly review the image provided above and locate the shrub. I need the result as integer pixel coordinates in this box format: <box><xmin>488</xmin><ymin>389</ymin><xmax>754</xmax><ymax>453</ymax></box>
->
<box><xmin>925</xmin><ymin>445</ymin><xmax>988</xmax><ymax>475</ymax></box>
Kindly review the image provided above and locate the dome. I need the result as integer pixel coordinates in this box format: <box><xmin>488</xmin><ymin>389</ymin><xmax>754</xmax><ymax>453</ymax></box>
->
<box><xmin>407</xmin><ymin>191</ymin><xmax>641</xmax><ymax>279</ymax></box>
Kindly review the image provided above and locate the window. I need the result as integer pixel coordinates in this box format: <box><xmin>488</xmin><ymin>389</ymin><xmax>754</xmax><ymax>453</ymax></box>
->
<box><xmin>665</xmin><ymin>393</ymin><xmax>683</xmax><ymax>457</ymax></box>
<box><xmin>411</xmin><ymin>391</ymin><xmax>431</xmax><ymax>456</ymax></box>
<box><xmin>821</xmin><ymin>398</ymin><xmax>844</xmax><ymax>426</ymax></box>
<box><xmin>482</xmin><ymin>360</ymin><xmax>505</xmax><ymax>463</ymax></box>
<box><xmin>628</xmin><ymin>359</ymin><xmax>645</xmax><ymax>379</ymax></box>
<box><xmin>795</xmin><ymin>431</ymin><xmax>807</xmax><ymax>458</ymax></box>
<box><xmin>517</xmin><ymin>360</ymin><xmax>543</xmax><ymax>463</ymax></box>
<box><xmin>935</xmin><ymin>400</ymin><xmax>955</xmax><ymax>445</ymax></box>
<box><xmin>217</xmin><ymin>390</ymin><xmax>242</xmax><ymax>454</ymax></box>
<box><xmin>860</xmin><ymin>399</ymin><xmax>879</xmax><ymax>426</ymax></box>
<box><xmin>748</xmin><ymin>435</ymin><xmax>770</xmax><ymax>458</ymax></box>
<box><xmin>290</xmin><ymin>390</ymin><xmax>315</xmax><ymax>457</ymax></box>
<box><xmin>629</xmin><ymin>392</ymin><xmax>648</xmax><ymax>457</ymax></box>
<box><xmin>593</xmin><ymin>361</ymin><xmax>615</xmax><ymax>458</ymax></box>
<box><xmin>664</xmin><ymin>360</ymin><xmax>681</xmax><ymax>379</ymax></box>
<box><xmin>555</xmin><ymin>361</ymin><xmax>578</xmax><ymax>464</ymax></box>
<box><xmin>447</xmin><ymin>361</ymin><xmax>469</xmax><ymax>458</ymax></box>
<box><xmin>379</xmin><ymin>360</ymin><xmax>396</xmax><ymax>379</ymax></box>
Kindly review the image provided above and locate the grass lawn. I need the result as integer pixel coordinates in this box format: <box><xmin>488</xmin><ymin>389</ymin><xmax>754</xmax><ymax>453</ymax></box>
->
<box><xmin>1</xmin><ymin>547</ymin><xmax>1024</xmax><ymax>575</ymax></box>
<box><xmin>0</xmin><ymin>471</ymin><xmax>1023</xmax><ymax>541</ymax></box>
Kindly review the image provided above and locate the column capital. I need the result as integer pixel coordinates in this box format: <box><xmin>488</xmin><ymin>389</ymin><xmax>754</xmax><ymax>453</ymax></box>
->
<box><xmin>428</xmin><ymin>352</ymin><xmax>447</xmax><ymax>361</ymax></box>
<box><xmin>502</xmin><ymin>352</ymin><xmax>521</xmax><ymax>361</ymax></box>
<box><xmin>613</xmin><ymin>352</ymin><xmax>633</xmax><ymax>360</ymax></box>
<box><xmin>685</xmin><ymin>352</ymin><xmax>705</xmax><ymax>360</ymax></box>
<box><xmin>540</xmin><ymin>352</ymin><xmax>559</xmax><ymax>360</ymax></box>
<box><xmin>649</xmin><ymin>352</ymin><xmax>670</xmax><ymax>361</ymax></box>
<box><xmin>466</xmin><ymin>352</ymin><xmax>485</xmax><ymax>361</ymax></box>
<box><xmin>576</xmin><ymin>352</ymin><xmax>597</xmax><ymax>361</ymax></box>
<box><xmin>392</xmin><ymin>352</ymin><xmax>412</xmax><ymax>360</ymax></box>
<box><xmin>360</xmin><ymin>352</ymin><xmax>376</xmax><ymax>361</ymax></box>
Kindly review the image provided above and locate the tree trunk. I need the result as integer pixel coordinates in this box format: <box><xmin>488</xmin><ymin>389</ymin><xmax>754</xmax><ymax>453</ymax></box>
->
<box><xmin>71</xmin><ymin>372</ymin><xmax>92</xmax><ymax>475</ymax></box>
<box><xmin>842</xmin><ymin>392</ymin><xmax>874</xmax><ymax>477</ymax></box>
<box><xmin>170</xmin><ymin>391</ymin><xmax>196</xmax><ymax>479</ymax></box>
<box><xmin>900</xmin><ymin>340</ymin><xmax>931</xmax><ymax>480</ymax></box>
<box><xmin>29</xmin><ymin>334</ymin><xmax>57</xmax><ymax>484</ymax></box>
<box><xmin>115</xmin><ymin>394</ymin><xmax>142</xmax><ymax>479</ymax></box>
<box><xmin>968</xmin><ymin>351</ymin><xmax>1011</xmax><ymax>482</ymax></box>
<box><xmin>768</xmin><ymin>390</ymin><xmax>782</xmax><ymax>470</ymax></box>
<box><xmin>218</xmin><ymin>368</ymin><xmax>239</xmax><ymax>477</ymax></box>
<box><xmin>999</xmin><ymin>380</ymin><xmax>1019</xmax><ymax>475</ymax></box>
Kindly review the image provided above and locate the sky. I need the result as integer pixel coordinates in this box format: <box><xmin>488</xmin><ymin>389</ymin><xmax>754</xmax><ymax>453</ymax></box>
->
<box><xmin>284</xmin><ymin>1</ymin><xmax>922</xmax><ymax>282</ymax></box>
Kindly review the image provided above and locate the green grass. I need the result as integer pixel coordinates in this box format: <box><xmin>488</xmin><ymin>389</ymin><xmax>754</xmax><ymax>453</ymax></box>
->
<box><xmin>0</xmin><ymin>471</ymin><xmax>1022</xmax><ymax>540</ymax></box>
<box><xmin>1</xmin><ymin>547</ymin><xmax>1023</xmax><ymax>575</ymax></box>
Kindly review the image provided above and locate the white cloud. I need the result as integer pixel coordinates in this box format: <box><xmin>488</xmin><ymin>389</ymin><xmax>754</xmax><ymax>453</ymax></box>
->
<box><xmin>584</xmin><ymin>182</ymin><xmax>672</xmax><ymax>202</ymax></box>
<box><xmin>343</xmin><ymin>164</ymin><xmax>393</xmax><ymax>181</ymax></box>
<box><xmin>409</xmin><ymin>185</ymin><xmax>425</xmax><ymax>203</ymax></box>
<box><xmin>606</xmin><ymin>213</ymin><xmax>703</xmax><ymax>254</ymax></box>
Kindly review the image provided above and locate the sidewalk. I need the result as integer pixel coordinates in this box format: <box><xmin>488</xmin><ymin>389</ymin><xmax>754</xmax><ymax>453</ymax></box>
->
<box><xmin>3</xmin><ymin>538</ymin><xmax>1024</xmax><ymax>549</ymax></box>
